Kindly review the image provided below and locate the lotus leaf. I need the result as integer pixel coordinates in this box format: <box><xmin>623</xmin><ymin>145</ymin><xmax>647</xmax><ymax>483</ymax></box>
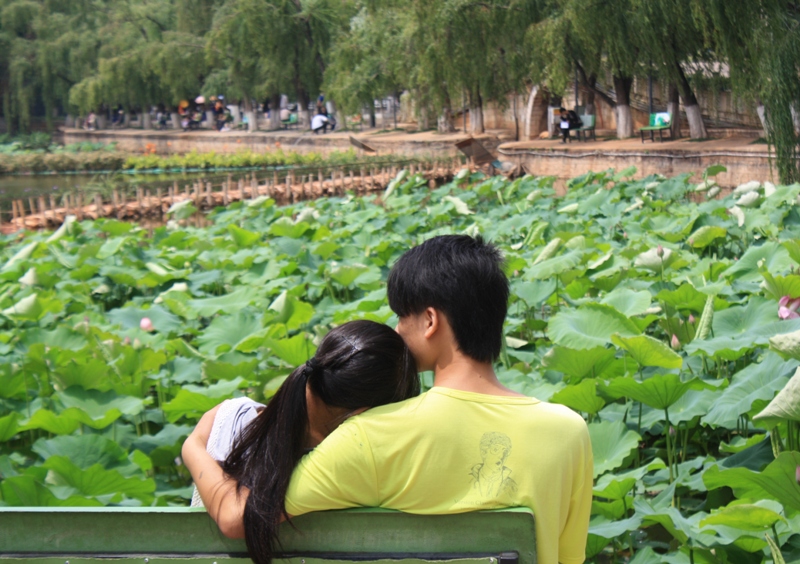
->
<box><xmin>549</xmin><ymin>304</ymin><xmax>640</xmax><ymax>350</ymax></box>
<box><xmin>753</xmin><ymin>366</ymin><xmax>800</xmax><ymax>426</ymax></box>
<box><xmin>610</xmin><ymin>334</ymin><xmax>683</xmax><ymax>369</ymax></box>
<box><xmin>588</xmin><ymin>420</ymin><xmax>641</xmax><ymax>478</ymax></box>
<box><xmin>704</xmin><ymin>452</ymin><xmax>800</xmax><ymax>511</ymax></box>
<box><xmin>700</xmin><ymin>503</ymin><xmax>785</xmax><ymax>531</ymax></box>
<box><xmin>541</xmin><ymin>346</ymin><xmax>616</xmax><ymax>382</ymax></box>
<box><xmin>688</xmin><ymin>226</ymin><xmax>727</xmax><ymax>249</ymax></box>
<box><xmin>550</xmin><ymin>379</ymin><xmax>606</xmax><ymax>415</ymax></box>
<box><xmin>634</xmin><ymin>246</ymin><xmax>677</xmax><ymax>271</ymax></box>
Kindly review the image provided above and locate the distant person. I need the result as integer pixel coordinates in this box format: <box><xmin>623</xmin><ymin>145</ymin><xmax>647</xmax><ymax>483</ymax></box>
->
<box><xmin>558</xmin><ymin>107</ymin><xmax>582</xmax><ymax>143</ymax></box>
<box><xmin>280</xmin><ymin>107</ymin><xmax>291</xmax><ymax>122</ymax></box>
<box><xmin>263</xmin><ymin>97</ymin><xmax>271</xmax><ymax>119</ymax></box>
<box><xmin>84</xmin><ymin>111</ymin><xmax>97</xmax><ymax>131</ymax></box>
<box><xmin>316</xmin><ymin>95</ymin><xmax>327</xmax><ymax>116</ymax></box>
<box><xmin>311</xmin><ymin>113</ymin><xmax>332</xmax><ymax>134</ymax></box>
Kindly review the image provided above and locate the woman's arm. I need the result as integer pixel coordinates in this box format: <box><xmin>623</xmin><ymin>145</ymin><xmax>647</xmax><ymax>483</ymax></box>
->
<box><xmin>182</xmin><ymin>405</ymin><xmax>248</xmax><ymax>538</ymax></box>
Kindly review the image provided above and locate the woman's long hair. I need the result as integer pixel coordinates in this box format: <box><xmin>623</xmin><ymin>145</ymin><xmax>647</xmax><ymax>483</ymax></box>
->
<box><xmin>221</xmin><ymin>320</ymin><xmax>419</xmax><ymax>564</ymax></box>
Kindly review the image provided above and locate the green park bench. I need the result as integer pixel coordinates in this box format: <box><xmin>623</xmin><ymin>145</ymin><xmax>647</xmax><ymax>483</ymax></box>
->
<box><xmin>0</xmin><ymin>507</ymin><xmax>537</xmax><ymax>564</ymax></box>
<box><xmin>639</xmin><ymin>112</ymin><xmax>672</xmax><ymax>143</ymax></box>
<box><xmin>281</xmin><ymin>113</ymin><xmax>299</xmax><ymax>130</ymax></box>
<box><xmin>575</xmin><ymin>115</ymin><xmax>596</xmax><ymax>142</ymax></box>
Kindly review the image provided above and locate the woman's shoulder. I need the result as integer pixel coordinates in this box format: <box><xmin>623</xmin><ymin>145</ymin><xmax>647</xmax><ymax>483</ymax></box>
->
<box><xmin>207</xmin><ymin>397</ymin><xmax>264</xmax><ymax>460</ymax></box>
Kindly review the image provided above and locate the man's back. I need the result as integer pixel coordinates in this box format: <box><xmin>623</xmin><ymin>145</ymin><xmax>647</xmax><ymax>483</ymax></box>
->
<box><xmin>286</xmin><ymin>387</ymin><xmax>592</xmax><ymax>564</ymax></box>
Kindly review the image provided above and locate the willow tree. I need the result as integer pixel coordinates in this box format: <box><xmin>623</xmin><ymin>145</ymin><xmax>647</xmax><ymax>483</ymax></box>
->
<box><xmin>696</xmin><ymin>0</ymin><xmax>800</xmax><ymax>183</ymax></box>
<box><xmin>636</xmin><ymin>0</ymin><xmax>708</xmax><ymax>138</ymax></box>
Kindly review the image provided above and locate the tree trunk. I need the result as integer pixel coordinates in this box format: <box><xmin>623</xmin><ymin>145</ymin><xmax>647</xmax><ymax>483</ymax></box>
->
<box><xmin>230</xmin><ymin>104</ymin><xmax>241</xmax><ymax>127</ymax></box>
<box><xmin>369</xmin><ymin>104</ymin><xmax>376</xmax><ymax>128</ymax></box>
<box><xmin>65</xmin><ymin>114</ymin><xmax>75</xmax><ymax>128</ymax></box>
<box><xmin>613</xmin><ymin>76</ymin><xmax>634</xmax><ymax>139</ymax></box>
<box><xmin>297</xmin><ymin>89</ymin><xmax>311</xmax><ymax>129</ymax></box>
<box><xmin>438</xmin><ymin>107</ymin><xmax>455</xmax><ymax>133</ymax></box>
<box><xmin>523</xmin><ymin>84</ymin><xmax>539</xmax><ymax>140</ymax></box>
<box><xmin>419</xmin><ymin>106</ymin><xmax>429</xmax><ymax>130</ymax></box>
<box><xmin>123</xmin><ymin>112</ymin><xmax>131</xmax><ymax>127</ymax></box>
<box><xmin>170</xmin><ymin>112</ymin><xmax>180</xmax><ymax>130</ymax></box>
<box><xmin>269</xmin><ymin>94</ymin><xmax>281</xmax><ymax>130</ymax></box>
<box><xmin>675</xmin><ymin>62</ymin><xmax>707</xmax><ymax>139</ymax></box>
<box><xmin>95</xmin><ymin>114</ymin><xmax>105</xmax><ymax>130</ymax></box>
<box><xmin>469</xmin><ymin>89</ymin><xmax>484</xmax><ymax>134</ymax></box>
<box><xmin>584</xmin><ymin>73</ymin><xmax>597</xmax><ymax>115</ymax></box>
<box><xmin>142</xmin><ymin>112</ymin><xmax>152</xmax><ymax>130</ymax></box>
<box><xmin>757</xmin><ymin>102</ymin><xmax>767</xmax><ymax>136</ymax></box>
<box><xmin>667</xmin><ymin>82</ymin><xmax>681</xmax><ymax>138</ymax></box>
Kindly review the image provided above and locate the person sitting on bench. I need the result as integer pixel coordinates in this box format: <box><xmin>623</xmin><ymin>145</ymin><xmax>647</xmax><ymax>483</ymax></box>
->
<box><xmin>185</xmin><ymin>235</ymin><xmax>593</xmax><ymax>564</ymax></box>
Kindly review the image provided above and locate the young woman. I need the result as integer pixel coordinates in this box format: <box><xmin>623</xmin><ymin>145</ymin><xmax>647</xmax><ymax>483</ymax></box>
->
<box><xmin>183</xmin><ymin>320</ymin><xmax>419</xmax><ymax>564</ymax></box>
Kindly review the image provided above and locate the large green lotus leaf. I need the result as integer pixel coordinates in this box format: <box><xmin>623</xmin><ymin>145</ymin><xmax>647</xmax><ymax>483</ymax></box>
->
<box><xmin>184</xmin><ymin>377</ymin><xmax>247</xmax><ymax>399</ymax></box>
<box><xmin>700</xmin><ymin>503</ymin><xmax>785</xmax><ymax>531</ymax></box>
<box><xmin>162</xmin><ymin>389</ymin><xmax>222</xmax><ymax>423</ymax></box>
<box><xmin>599</xmin><ymin>288</ymin><xmax>652</xmax><ymax>317</ymax></box>
<box><xmin>18</xmin><ymin>408</ymin><xmax>81</xmax><ymax>435</ymax></box>
<box><xmin>132</xmin><ymin>424</ymin><xmax>194</xmax><ymax>455</ymax></box>
<box><xmin>227</xmin><ymin>224</ymin><xmax>261</xmax><ymax>247</ymax></box>
<box><xmin>106</xmin><ymin>305</ymin><xmax>182</xmax><ymax>335</ymax></box>
<box><xmin>196</xmin><ymin>310</ymin><xmax>262</xmax><ymax>356</ymax></box>
<box><xmin>269</xmin><ymin>217</ymin><xmax>310</xmax><ymax>239</ymax></box>
<box><xmin>2</xmin><ymin>293</ymin><xmax>43</xmax><ymax>321</ymax></box>
<box><xmin>753</xmin><ymin>366</ymin><xmax>800</xmax><ymax>426</ymax></box>
<box><xmin>685</xmin><ymin>297</ymin><xmax>800</xmax><ymax>359</ymax></box>
<box><xmin>548</xmin><ymin>304</ymin><xmax>641</xmax><ymax>350</ymax></box>
<box><xmin>0</xmin><ymin>412</ymin><xmax>19</xmax><ymax>441</ymax></box>
<box><xmin>587</xmin><ymin>514</ymin><xmax>643</xmax><ymax>540</ymax></box>
<box><xmin>32</xmin><ymin>434</ymin><xmax>127</xmax><ymax>469</ymax></box>
<box><xmin>550</xmin><ymin>379</ymin><xmax>606</xmax><ymax>415</ymax></box>
<box><xmin>722</xmin><ymin>241</ymin><xmax>794</xmax><ymax>282</ymax></box>
<box><xmin>633</xmin><ymin>247</ymin><xmax>677</xmax><ymax>271</ymax></box>
<box><xmin>657</xmin><ymin>283</ymin><xmax>708</xmax><ymax>314</ymax></box>
<box><xmin>329</xmin><ymin>263</ymin><xmax>370</xmax><ymax>287</ymax></box>
<box><xmin>704</xmin><ymin>451</ymin><xmax>800</xmax><ymax>511</ymax></box>
<box><xmin>52</xmin><ymin>356</ymin><xmax>112</xmax><ymax>392</ymax></box>
<box><xmin>21</xmin><ymin>326</ymin><xmax>87</xmax><ymax>350</ymax></box>
<box><xmin>626</xmin><ymin>547</ymin><xmax>663</xmax><ymax>564</ymax></box>
<box><xmin>702</xmin><ymin>352</ymin><xmax>798</xmax><ymax>428</ymax></box>
<box><xmin>0</xmin><ymin>364</ymin><xmax>25</xmax><ymax>399</ymax></box>
<box><xmin>266</xmin><ymin>333</ymin><xmax>316</xmax><ymax>366</ymax></box>
<box><xmin>761</xmin><ymin>272</ymin><xmax>800</xmax><ymax>300</ymax></box>
<box><xmin>188</xmin><ymin>287</ymin><xmax>259</xmax><ymax>317</ymax></box>
<box><xmin>770</xmin><ymin>329</ymin><xmax>800</xmax><ymax>360</ymax></box>
<box><xmin>611</xmin><ymin>334</ymin><xmax>683</xmax><ymax>369</ymax></box>
<box><xmin>603</xmin><ymin>374</ymin><xmax>712</xmax><ymax>410</ymax></box>
<box><xmin>588</xmin><ymin>420</ymin><xmax>641</xmax><ymax>478</ymax></box>
<box><xmin>664</xmin><ymin>388</ymin><xmax>721</xmax><ymax>426</ymax></box>
<box><xmin>57</xmin><ymin>387</ymin><xmax>145</xmax><ymax>425</ymax></box>
<box><xmin>43</xmin><ymin>456</ymin><xmax>155</xmax><ymax>498</ymax></box>
<box><xmin>512</xmin><ymin>279</ymin><xmax>557</xmax><ymax>306</ymax></box>
<box><xmin>541</xmin><ymin>346</ymin><xmax>616</xmax><ymax>382</ymax></box>
<box><xmin>1</xmin><ymin>241</ymin><xmax>38</xmax><ymax>273</ymax></box>
<box><xmin>95</xmin><ymin>236</ymin><xmax>129</xmax><ymax>260</ymax></box>
<box><xmin>525</xmin><ymin>249</ymin><xmax>584</xmax><ymax>280</ymax></box>
<box><xmin>269</xmin><ymin>291</ymin><xmax>314</xmax><ymax>329</ymax></box>
<box><xmin>634</xmin><ymin>498</ymin><xmax>716</xmax><ymax>546</ymax></box>
<box><xmin>593</xmin><ymin>459</ymin><xmax>666</xmax><ymax>500</ymax></box>
<box><xmin>647</xmin><ymin>213</ymin><xmax>698</xmax><ymax>243</ymax></box>
<box><xmin>0</xmin><ymin>474</ymin><xmax>101</xmax><ymax>507</ymax></box>
<box><xmin>688</xmin><ymin>226</ymin><xmax>727</xmax><ymax>248</ymax></box>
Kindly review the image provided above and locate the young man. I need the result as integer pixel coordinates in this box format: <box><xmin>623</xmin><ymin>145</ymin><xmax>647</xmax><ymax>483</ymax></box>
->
<box><xmin>185</xmin><ymin>235</ymin><xmax>592</xmax><ymax>564</ymax></box>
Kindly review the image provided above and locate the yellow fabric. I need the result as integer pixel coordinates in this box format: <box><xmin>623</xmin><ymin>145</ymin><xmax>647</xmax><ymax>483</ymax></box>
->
<box><xmin>286</xmin><ymin>387</ymin><xmax>593</xmax><ymax>564</ymax></box>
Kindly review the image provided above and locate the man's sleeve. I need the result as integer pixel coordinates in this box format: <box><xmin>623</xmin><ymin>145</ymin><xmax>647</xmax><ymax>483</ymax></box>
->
<box><xmin>558</xmin><ymin>420</ymin><xmax>594</xmax><ymax>564</ymax></box>
<box><xmin>285</xmin><ymin>420</ymin><xmax>380</xmax><ymax>516</ymax></box>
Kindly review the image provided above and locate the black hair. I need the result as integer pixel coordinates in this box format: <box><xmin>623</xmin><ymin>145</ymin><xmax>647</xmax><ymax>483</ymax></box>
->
<box><xmin>221</xmin><ymin>320</ymin><xmax>419</xmax><ymax>564</ymax></box>
<box><xmin>387</xmin><ymin>235</ymin><xmax>508</xmax><ymax>363</ymax></box>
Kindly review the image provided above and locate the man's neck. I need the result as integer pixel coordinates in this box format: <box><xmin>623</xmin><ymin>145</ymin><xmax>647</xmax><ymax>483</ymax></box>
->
<box><xmin>431</xmin><ymin>355</ymin><xmax>525</xmax><ymax>397</ymax></box>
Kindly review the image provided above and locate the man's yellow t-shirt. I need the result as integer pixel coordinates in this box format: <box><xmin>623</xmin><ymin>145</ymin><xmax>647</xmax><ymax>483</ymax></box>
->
<box><xmin>285</xmin><ymin>387</ymin><xmax>593</xmax><ymax>564</ymax></box>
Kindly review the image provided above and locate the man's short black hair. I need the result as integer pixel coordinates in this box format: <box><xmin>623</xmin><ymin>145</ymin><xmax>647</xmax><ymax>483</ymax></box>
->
<box><xmin>387</xmin><ymin>234</ymin><xmax>509</xmax><ymax>363</ymax></box>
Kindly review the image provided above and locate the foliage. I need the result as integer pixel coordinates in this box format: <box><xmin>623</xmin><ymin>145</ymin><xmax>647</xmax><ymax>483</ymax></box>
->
<box><xmin>3</xmin><ymin>166</ymin><xmax>800</xmax><ymax>561</ymax></box>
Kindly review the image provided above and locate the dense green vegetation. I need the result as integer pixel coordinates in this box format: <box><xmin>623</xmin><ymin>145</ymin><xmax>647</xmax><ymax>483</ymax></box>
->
<box><xmin>2</xmin><ymin>1</ymin><xmax>800</xmax><ymax>180</ymax></box>
<box><xmin>2</xmin><ymin>168</ymin><xmax>800</xmax><ymax>561</ymax></box>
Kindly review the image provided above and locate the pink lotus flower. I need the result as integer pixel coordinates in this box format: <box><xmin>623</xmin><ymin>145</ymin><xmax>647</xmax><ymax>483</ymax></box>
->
<box><xmin>688</xmin><ymin>314</ymin><xmax>696</xmax><ymax>324</ymax></box>
<box><xmin>671</xmin><ymin>334</ymin><xmax>680</xmax><ymax>350</ymax></box>
<box><xmin>796</xmin><ymin>465</ymin><xmax>800</xmax><ymax>484</ymax></box>
<box><xmin>140</xmin><ymin>317</ymin><xmax>153</xmax><ymax>331</ymax></box>
<box><xmin>657</xmin><ymin>245</ymin><xmax>664</xmax><ymax>258</ymax></box>
<box><xmin>778</xmin><ymin>296</ymin><xmax>800</xmax><ymax>320</ymax></box>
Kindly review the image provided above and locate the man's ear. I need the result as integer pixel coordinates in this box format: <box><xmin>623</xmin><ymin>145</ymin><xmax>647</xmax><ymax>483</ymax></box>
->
<box><xmin>423</xmin><ymin>307</ymin><xmax>440</xmax><ymax>339</ymax></box>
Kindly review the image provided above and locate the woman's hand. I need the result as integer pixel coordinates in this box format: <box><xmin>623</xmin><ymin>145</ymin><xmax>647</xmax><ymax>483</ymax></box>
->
<box><xmin>182</xmin><ymin>405</ymin><xmax>248</xmax><ymax>539</ymax></box>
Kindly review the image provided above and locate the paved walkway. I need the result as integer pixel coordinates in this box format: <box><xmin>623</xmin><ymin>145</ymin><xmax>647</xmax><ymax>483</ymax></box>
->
<box><xmin>501</xmin><ymin>135</ymin><xmax>768</xmax><ymax>155</ymax></box>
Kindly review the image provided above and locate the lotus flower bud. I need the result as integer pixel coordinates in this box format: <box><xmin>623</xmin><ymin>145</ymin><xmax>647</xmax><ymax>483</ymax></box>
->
<box><xmin>657</xmin><ymin>245</ymin><xmax>664</xmax><ymax>258</ymax></box>
<box><xmin>796</xmin><ymin>466</ymin><xmax>800</xmax><ymax>484</ymax></box>
<box><xmin>671</xmin><ymin>334</ymin><xmax>680</xmax><ymax>350</ymax></box>
<box><xmin>133</xmin><ymin>338</ymin><xmax>142</xmax><ymax>349</ymax></box>
<box><xmin>689</xmin><ymin>314</ymin><xmax>696</xmax><ymax>324</ymax></box>
<box><xmin>140</xmin><ymin>317</ymin><xmax>153</xmax><ymax>331</ymax></box>
<box><xmin>123</xmin><ymin>336</ymin><xmax>131</xmax><ymax>346</ymax></box>
<box><xmin>669</xmin><ymin>426</ymin><xmax>676</xmax><ymax>436</ymax></box>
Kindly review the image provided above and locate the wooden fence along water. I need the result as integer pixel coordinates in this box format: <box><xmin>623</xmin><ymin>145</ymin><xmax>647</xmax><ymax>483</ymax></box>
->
<box><xmin>2</xmin><ymin>158</ymin><xmax>465</xmax><ymax>233</ymax></box>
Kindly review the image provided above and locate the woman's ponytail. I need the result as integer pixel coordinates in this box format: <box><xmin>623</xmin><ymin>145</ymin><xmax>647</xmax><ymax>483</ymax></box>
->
<box><xmin>221</xmin><ymin>363</ymin><xmax>313</xmax><ymax>564</ymax></box>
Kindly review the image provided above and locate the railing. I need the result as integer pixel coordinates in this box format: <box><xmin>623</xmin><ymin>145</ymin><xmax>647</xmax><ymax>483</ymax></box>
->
<box><xmin>0</xmin><ymin>158</ymin><xmax>466</xmax><ymax>233</ymax></box>
<box><xmin>0</xmin><ymin>507</ymin><xmax>536</xmax><ymax>564</ymax></box>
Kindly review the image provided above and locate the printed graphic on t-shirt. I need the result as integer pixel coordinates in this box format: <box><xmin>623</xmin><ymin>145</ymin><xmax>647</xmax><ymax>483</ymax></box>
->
<box><xmin>454</xmin><ymin>432</ymin><xmax>518</xmax><ymax>508</ymax></box>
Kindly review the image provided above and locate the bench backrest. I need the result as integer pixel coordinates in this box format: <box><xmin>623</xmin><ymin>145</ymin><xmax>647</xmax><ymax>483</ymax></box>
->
<box><xmin>580</xmin><ymin>115</ymin><xmax>595</xmax><ymax>128</ymax></box>
<box><xmin>649</xmin><ymin>112</ymin><xmax>671</xmax><ymax>127</ymax></box>
<box><xmin>0</xmin><ymin>507</ymin><xmax>537</xmax><ymax>564</ymax></box>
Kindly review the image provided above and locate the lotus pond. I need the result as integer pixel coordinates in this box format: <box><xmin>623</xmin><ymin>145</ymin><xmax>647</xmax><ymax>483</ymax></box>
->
<box><xmin>2</xmin><ymin>167</ymin><xmax>800</xmax><ymax>563</ymax></box>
